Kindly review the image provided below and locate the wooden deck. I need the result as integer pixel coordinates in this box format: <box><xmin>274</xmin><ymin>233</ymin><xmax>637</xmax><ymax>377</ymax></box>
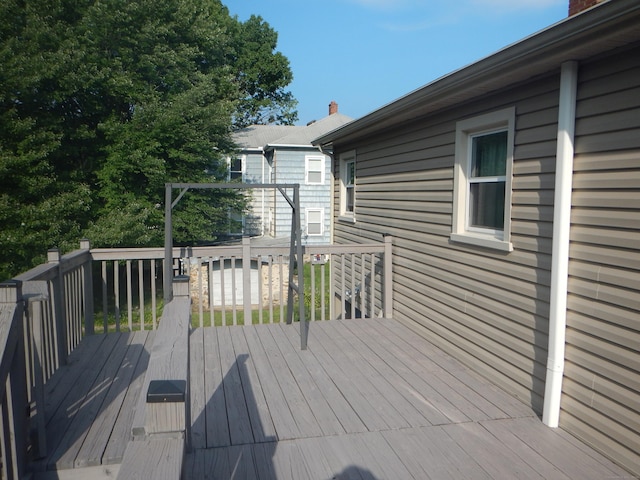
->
<box><xmin>31</xmin><ymin>319</ymin><xmax>631</xmax><ymax>479</ymax></box>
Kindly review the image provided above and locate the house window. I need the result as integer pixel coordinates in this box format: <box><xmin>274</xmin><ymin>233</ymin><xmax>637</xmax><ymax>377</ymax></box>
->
<box><xmin>339</xmin><ymin>151</ymin><xmax>356</xmax><ymax>220</ymax></box>
<box><xmin>228</xmin><ymin>156</ymin><xmax>243</xmax><ymax>182</ymax></box>
<box><xmin>305</xmin><ymin>156</ymin><xmax>325</xmax><ymax>185</ymax></box>
<box><xmin>451</xmin><ymin>107</ymin><xmax>515</xmax><ymax>252</ymax></box>
<box><xmin>306</xmin><ymin>208</ymin><xmax>324</xmax><ymax>236</ymax></box>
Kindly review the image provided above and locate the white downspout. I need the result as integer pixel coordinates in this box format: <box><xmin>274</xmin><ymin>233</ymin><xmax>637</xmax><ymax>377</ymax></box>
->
<box><xmin>543</xmin><ymin>60</ymin><xmax>579</xmax><ymax>428</ymax></box>
<box><xmin>261</xmin><ymin>151</ymin><xmax>265</xmax><ymax>236</ymax></box>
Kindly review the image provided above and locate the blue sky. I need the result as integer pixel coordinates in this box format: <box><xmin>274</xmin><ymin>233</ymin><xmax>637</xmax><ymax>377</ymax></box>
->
<box><xmin>224</xmin><ymin>0</ymin><xmax>569</xmax><ymax>125</ymax></box>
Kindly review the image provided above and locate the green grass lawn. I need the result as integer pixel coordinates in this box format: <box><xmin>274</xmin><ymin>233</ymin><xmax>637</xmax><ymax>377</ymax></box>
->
<box><xmin>93</xmin><ymin>260</ymin><xmax>331</xmax><ymax>332</ymax></box>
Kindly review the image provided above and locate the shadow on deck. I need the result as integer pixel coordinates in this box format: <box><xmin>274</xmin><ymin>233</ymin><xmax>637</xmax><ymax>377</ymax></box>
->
<box><xmin>30</xmin><ymin>318</ymin><xmax>631</xmax><ymax>479</ymax></box>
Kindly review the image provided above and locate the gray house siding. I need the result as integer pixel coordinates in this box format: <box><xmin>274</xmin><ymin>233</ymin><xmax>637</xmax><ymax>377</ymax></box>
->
<box><xmin>274</xmin><ymin>148</ymin><xmax>331</xmax><ymax>245</ymax></box>
<box><xmin>563</xmin><ymin>46</ymin><xmax>640</xmax><ymax>475</ymax></box>
<box><xmin>332</xmin><ymin>73</ymin><xmax>561</xmax><ymax>413</ymax></box>
<box><xmin>243</xmin><ymin>152</ymin><xmax>270</xmax><ymax>236</ymax></box>
<box><xmin>322</xmin><ymin>4</ymin><xmax>640</xmax><ymax>476</ymax></box>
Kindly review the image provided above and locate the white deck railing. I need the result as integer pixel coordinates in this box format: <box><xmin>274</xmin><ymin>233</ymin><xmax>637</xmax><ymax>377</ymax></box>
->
<box><xmin>0</xmin><ymin>236</ymin><xmax>392</xmax><ymax>478</ymax></box>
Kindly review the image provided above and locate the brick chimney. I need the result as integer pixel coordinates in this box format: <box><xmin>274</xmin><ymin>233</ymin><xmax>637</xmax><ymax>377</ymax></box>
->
<box><xmin>569</xmin><ymin>0</ymin><xmax>604</xmax><ymax>16</ymax></box>
<box><xmin>329</xmin><ymin>100</ymin><xmax>338</xmax><ymax>115</ymax></box>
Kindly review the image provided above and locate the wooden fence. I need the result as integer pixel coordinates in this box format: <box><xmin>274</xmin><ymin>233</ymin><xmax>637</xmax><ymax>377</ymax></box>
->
<box><xmin>0</xmin><ymin>236</ymin><xmax>392</xmax><ymax>478</ymax></box>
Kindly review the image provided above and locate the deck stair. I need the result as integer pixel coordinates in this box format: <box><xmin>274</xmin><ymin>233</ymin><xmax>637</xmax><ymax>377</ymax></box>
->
<box><xmin>118</xmin><ymin>277</ymin><xmax>191</xmax><ymax>480</ymax></box>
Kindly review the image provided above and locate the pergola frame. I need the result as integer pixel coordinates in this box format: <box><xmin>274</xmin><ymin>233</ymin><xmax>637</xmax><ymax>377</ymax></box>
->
<box><xmin>163</xmin><ymin>182</ymin><xmax>308</xmax><ymax>348</ymax></box>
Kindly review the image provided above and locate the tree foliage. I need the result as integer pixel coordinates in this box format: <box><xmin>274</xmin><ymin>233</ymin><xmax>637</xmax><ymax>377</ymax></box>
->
<box><xmin>0</xmin><ymin>0</ymin><xmax>297</xmax><ymax>280</ymax></box>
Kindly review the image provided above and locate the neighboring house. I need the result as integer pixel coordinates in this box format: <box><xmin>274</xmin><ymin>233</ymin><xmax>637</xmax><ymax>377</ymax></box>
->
<box><xmin>314</xmin><ymin>0</ymin><xmax>640</xmax><ymax>476</ymax></box>
<box><xmin>232</xmin><ymin>102</ymin><xmax>352</xmax><ymax>245</ymax></box>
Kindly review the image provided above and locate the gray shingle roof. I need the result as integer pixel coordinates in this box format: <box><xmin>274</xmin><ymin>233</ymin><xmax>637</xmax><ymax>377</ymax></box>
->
<box><xmin>232</xmin><ymin>125</ymin><xmax>298</xmax><ymax>149</ymax></box>
<box><xmin>233</xmin><ymin>113</ymin><xmax>353</xmax><ymax>150</ymax></box>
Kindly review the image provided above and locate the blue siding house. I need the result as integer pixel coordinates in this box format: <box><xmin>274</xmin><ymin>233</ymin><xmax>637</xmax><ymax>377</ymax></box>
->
<box><xmin>232</xmin><ymin>101</ymin><xmax>352</xmax><ymax>245</ymax></box>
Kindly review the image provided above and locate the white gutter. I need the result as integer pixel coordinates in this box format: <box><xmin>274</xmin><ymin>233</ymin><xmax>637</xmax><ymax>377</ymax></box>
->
<box><xmin>543</xmin><ymin>60</ymin><xmax>579</xmax><ymax>428</ymax></box>
<box><xmin>266</xmin><ymin>143</ymin><xmax>311</xmax><ymax>149</ymax></box>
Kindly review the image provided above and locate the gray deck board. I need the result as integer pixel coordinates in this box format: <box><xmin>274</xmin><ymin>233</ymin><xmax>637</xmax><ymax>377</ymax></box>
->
<box><xmin>203</xmin><ymin>326</ymin><xmax>231</xmax><ymax>448</ymax></box>
<box><xmin>337</xmin><ymin>319</ymin><xmax>443</xmax><ymax>427</ymax></box>
<box><xmin>320</xmin><ymin>320</ymin><xmax>430</xmax><ymax>428</ymax></box>
<box><xmin>304</xmin><ymin>322</ymin><xmax>397</xmax><ymax>431</ymax></box>
<box><xmin>442</xmin><ymin>421</ymin><xmax>545</xmax><ymax>480</ymax></box>
<box><xmin>39</xmin><ymin>333</ymin><xmax>123</xmax><ymax>471</ymax></box>
<box><xmin>54</xmin><ymin>333</ymin><xmax>134</xmax><ymax>469</ymax></box>
<box><xmin>228</xmin><ymin>325</ymin><xmax>277</xmax><ymax>443</ymax></box>
<box><xmin>116</xmin><ymin>437</ymin><xmax>184</xmax><ymax>480</ymax></box>
<box><xmin>75</xmin><ymin>331</ymin><xmax>149</xmax><ymax>467</ymax></box>
<box><xmin>278</xmin><ymin>323</ymin><xmax>366</xmax><ymax>434</ymax></box>
<box><xmin>217</xmin><ymin>326</ymin><xmax>255</xmax><ymax>445</ymax></box>
<box><xmin>372</xmin><ymin>319</ymin><xmax>504</xmax><ymax>422</ymax></box>
<box><xmin>356</xmin><ymin>318</ymin><xmax>475</xmax><ymax>424</ymax></box>
<box><xmin>256</xmin><ymin>324</ymin><xmax>323</xmax><ymax>439</ymax></box>
<box><xmin>101</xmin><ymin>331</ymin><xmax>154</xmax><ymax>465</ymax></box>
<box><xmin>266</xmin><ymin>325</ymin><xmax>344</xmax><ymax>437</ymax></box>
<box><xmin>242</xmin><ymin>325</ymin><xmax>300</xmax><ymax>440</ymax></box>
<box><xmin>32</xmin><ymin>318</ymin><xmax>633</xmax><ymax>479</ymax></box>
<box><xmin>189</xmin><ymin>328</ymin><xmax>207</xmax><ymax>450</ymax></box>
<box><xmin>384</xmin><ymin>319</ymin><xmax>534</xmax><ymax>418</ymax></box>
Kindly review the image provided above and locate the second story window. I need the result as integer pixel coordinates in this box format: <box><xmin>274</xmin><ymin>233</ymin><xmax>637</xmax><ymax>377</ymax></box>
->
<box><xmin>306</xmin><ymin>156</ymin><xmax>325</xmax><ymax>185</ymax></box>
<box><xmin>229</xmin><ymin>156</ymin><xmax>243</xmax><ymax>182</ymax></box>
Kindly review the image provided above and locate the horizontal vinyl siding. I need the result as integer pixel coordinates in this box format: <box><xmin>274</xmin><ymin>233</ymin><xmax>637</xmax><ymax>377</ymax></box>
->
<box><xmin>244</xmin><ymin>153</ymin><xmax>268</xmax><ymax>236</ymax></box>
<box><xmin>274</xmin><ymin>149</ymin><xmax>331</xmax><ymax>244</ymax></box>
<box><xmin>563</xmin><ymin>46</ymin><xmax>640</xmax><ymax>476</ymax></box>
<box><xmin>333</xmin><ymin>74</ymin><xmax>560</xmax><ymax>413</ymax></box>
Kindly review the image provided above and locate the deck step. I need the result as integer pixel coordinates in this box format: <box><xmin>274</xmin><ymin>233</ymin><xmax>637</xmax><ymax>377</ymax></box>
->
<box><xmin>117</xmin><ymin>438</ymin><xmax>184</xmax><ymax>480</ymax></box>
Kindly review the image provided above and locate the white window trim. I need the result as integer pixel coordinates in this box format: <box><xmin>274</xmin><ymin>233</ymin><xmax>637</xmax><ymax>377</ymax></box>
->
<box><xmin>305</xmin><ymin>208</ymin><xmax>324</xmax><ymax>236</ymax></box>
<box><xmin>451</xmin><ymin>107</ymin><xmax>515</xmax><ymax>252</ymax></box>
<box><xmin>228</xmin><ymin>155</ymin><xmax>245</xmax><ymax>182</ymax></box>
<box><xmin>305</xmin><ymin>155</ymin><xmax>325</xmax><ymax>185</ymax></box>
<box><xmin>339</xmin><ymin>150</ymin><xmax>356</xmax><ymax>222</ymax></box>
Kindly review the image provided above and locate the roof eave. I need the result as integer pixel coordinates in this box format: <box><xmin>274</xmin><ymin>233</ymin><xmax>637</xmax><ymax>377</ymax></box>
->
<box><xmin>265</xmin><ymin>143</ymin><xmax>314</xmax><ymax>151</ymax></box>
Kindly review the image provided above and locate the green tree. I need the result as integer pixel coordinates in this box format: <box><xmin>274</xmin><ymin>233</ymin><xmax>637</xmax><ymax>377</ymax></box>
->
<box><xmin>231</xmin><ymin>15</ymin><xmax>298</xmax><ymax>128</ymax></box>
<box><xmin>0</xmin><ymin>0</ymin><xmax>297</xmax><ymax>280</ymax></box>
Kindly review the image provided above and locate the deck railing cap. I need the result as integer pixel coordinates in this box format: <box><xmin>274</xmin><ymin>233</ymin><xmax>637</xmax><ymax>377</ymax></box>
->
<box><xmin>0</xmin><ymin>279</ymin><xmax>22</xmax><ymax>303</ymax></box>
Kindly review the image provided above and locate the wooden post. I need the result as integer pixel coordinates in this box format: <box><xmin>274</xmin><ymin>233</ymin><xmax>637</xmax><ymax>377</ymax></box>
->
<box><xmin>295</xmin><ymin>187</ymin><xmax>307</xmax><ymax>350</ymax></box>
<box><xmin>242</xmin><ymin>236</ymin><xmax>252</xmax><ymax>322</ymax></box>
<box><xmin>48</xmin><ymin>249</ymin><xmax>68</xmax><ymax>365</ymax></box>
<box><xmin>0</xmin><ymin>280</ymin><xmax>28</xmax><ymax>479</ymax></box>
<box><xmin>383</xmin><ymin>234</ymin><xmax>393</xmax><ymax>319</ymax></box>
<box><xmin>172</xmin><ymin>275</ymin><xmax>190</xmax><ymax>299</ymax></box>
<box><xmin>164</xmin><ymin>184</ymin><xmax>173</xmax><ymax>304</ymax></box>
<box><xmin>22</xmin><ymin>281</ymin><xmax>48</xmax><ymax>459</ymax></box>
<box><xmin>80</xmin><ymin>239</ymin><xmax>95</xmax><ymax>336</ymax></box>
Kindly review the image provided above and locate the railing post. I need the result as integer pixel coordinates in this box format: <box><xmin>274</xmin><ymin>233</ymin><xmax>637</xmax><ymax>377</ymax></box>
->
<box><xmin>48</xmin><ymin>249</ymin><xmax>68</xmax><ymax>365</ymax></box>
<box><xmin>80</xmin><ymin>239</ymin><xmax>95</xmax><ymax>336</ymax></box>
<box><xmin>383</xmin><ymin>234</ymin><xmax>393</xmax><ymax>319</ymax></box>
<box><xmin>172</xmin><ymin>275</ymin><xmax>190</xmax><ymax>299</ymax></box>
<box><xmin>164</xmin><ymin>184</ymin><xmax>173</xmax><ymax>304</ymax></box>
<box><xmin>22</xmin><ymin>281</ymin><xmax>48</xmax><ymax>459</ymax></box>
<box><xmin>242</xmin><ymin>236</ymin><xmax>252</xmax><ymax>323</ymax></box>
<box><xmin>0</xmin><ymin>280</ymin><xmax>28</xmax><ymax>479</ymax></box>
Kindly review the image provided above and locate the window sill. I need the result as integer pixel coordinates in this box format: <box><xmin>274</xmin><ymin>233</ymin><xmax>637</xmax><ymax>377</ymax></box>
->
<box><xmin>450</xmin><ymin>233</ymin><xmax>513</xmax><ymax>252</ymax></box>
<box><xmin>338</xmin><ymin>215</ymin><xmax>356</xmax><ymax>224</ymax></box>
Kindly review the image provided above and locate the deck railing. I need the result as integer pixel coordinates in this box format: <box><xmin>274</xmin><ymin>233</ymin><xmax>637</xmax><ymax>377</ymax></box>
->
<box><xmin>91</xmin><ymin>236</ymin><xmax>393</xmax><ymax>331</ymax></box>
<box><xmin>0</xmin><ymin>235</ymin><xmax>392</xmax><ymax>478</ymax></box>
